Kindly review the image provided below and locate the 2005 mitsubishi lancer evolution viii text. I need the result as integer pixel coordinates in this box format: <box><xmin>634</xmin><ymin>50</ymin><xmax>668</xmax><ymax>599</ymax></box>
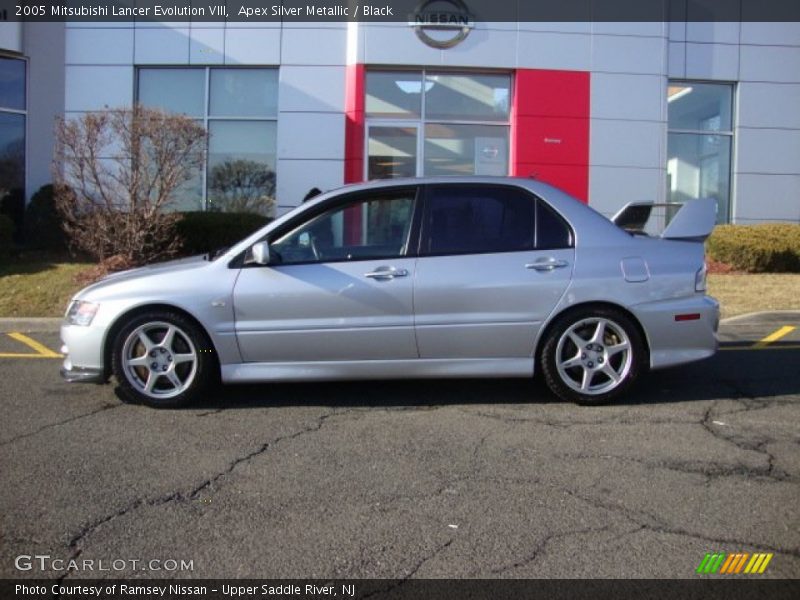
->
<box><xmin>60</xmin><ymin>177</ymin><xmax>720</xmax><ymax>408</ymax></box>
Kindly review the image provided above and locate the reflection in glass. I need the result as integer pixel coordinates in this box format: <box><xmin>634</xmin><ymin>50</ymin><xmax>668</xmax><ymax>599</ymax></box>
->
<box><xmin>207</xmin><ymin>121</ymin><xmax>277</xmax><ymax>215</ymax></box>
<box><xmin>170</xmin><ymin>170</ymin><xmax>204</xmax><ymax>212</ymax></box>
<box><xmin>368</xmin><ymin>126</ymin><xmax>418</xmax><ymax>179</ymax></box>
<box><xmin>667</xmin><ymin>132</ymin><xmax>731</xmax><ymax>224</ymax></box>
<box><xmin>424</xmin><ymin>124</ymin><xmax>508</xmax><ymax>177</ymax></box>
<box><xmin>366</xmin><ymin>71</ymin><xmax>423</xmax><ymax>118</ymax></box>
<box><xmin>0</xmin><ymin>112</ymin><xmax>25</xmax><ymax>203</ymax></box>
<box><xmin>667</xmin><ymin>83</ymin><xmax>733</xmax><ymax>131</ymax></box>
<box><xmin>138</xmin><ymin>69</ymin><xmax>205</xmax><ymax>117</ymax></box>
<box><xmin>425</xmin><ymin>73</ymin><xmax>510</xmax><ymax>122</ymax></box>
<box><xmin>0</xmin><ymin>57</ymin><xmax>26</xmax><ymax>111</ymax></box>
<box><xmin>209</xmin><ymin>69</ymin><xmax>278</xmax><ymax>117</ymax></box>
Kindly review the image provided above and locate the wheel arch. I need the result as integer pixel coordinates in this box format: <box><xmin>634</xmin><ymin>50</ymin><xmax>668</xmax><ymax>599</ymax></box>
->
<box><xmin>102</xmin><ymin>303</ymin><xmax>220</xmax><ymax>380</ymax></box>
<box><xmin>534</xmin><ymin>301</ymin><xmax>651</xmax><ymax>371</ymax></box>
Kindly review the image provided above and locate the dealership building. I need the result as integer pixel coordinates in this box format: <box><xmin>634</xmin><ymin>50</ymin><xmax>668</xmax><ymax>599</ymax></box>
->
<box><xmin>0</xmin><ymin>11</ymin><xmax>799</xmax><ymax>224</ymax></box>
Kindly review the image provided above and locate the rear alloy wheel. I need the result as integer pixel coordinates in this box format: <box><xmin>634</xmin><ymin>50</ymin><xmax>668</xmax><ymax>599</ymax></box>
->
<box><xmin>112</xmin><ymin>312</ymin><xmax>215</xmax><ymax>408</ymax></box>
<box><xmin>541</xmin><ymin>308</ymin><xmax>645</xmax><ymax>405</ymax></box>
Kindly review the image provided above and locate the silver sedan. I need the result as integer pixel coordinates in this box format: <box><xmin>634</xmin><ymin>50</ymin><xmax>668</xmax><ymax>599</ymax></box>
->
<box><xmin>60</xmin><ymin>177</ymin><xmax>719</xmax><ymax>407</ymax></box>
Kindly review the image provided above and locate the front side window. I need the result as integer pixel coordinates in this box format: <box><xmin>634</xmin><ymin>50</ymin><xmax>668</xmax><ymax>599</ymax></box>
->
<box><xmin>667</xmin><ymin>82</ymin><xmax>734</xmax><ymax>223</ymax></box>
<box><xmin>270</xmin><ymin>190</ymin><xmax>417</xmax><ymax>265</ymax></box>
<box><xmin>366</xmin><ymin>70</ymin><xmax>511</xmax><ymax>180</ymax></box>
<box><xmin>137</xmin><ymin>67</ymin><xmax>278</xmax><ymax>214</ymax></box>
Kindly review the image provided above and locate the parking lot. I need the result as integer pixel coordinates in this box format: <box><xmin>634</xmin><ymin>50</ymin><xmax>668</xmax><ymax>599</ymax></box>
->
<box><xmin>1</xmin><ymin>313</ymin><xmax>798</xmax><ymax>579</ymax></box>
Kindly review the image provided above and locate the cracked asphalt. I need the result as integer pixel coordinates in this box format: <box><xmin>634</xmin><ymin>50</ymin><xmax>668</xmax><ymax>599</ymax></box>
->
<box><xmin>1</xmin><ymin>314</ymin><xmax>799</xmax><ymax>580</ymax></box>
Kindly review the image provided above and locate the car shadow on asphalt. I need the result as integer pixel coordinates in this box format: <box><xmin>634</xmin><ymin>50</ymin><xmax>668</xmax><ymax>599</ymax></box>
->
<box><xmin>114</xmin><ymin>344</ymin><xmax>800</xmax><ymax>410</ymax></box>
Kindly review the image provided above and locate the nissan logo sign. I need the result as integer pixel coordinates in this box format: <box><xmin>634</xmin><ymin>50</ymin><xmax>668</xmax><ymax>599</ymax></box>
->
<box><xmin>409</xmin><ymin>0</ymin><xmax>474</xmax><ymax>49</ymax></box>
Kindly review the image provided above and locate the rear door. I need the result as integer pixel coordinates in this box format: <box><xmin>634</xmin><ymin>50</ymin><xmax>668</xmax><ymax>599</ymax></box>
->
<box><xmin>413</xmin><ymin>183</ymin><xmax>575</xmax><ymax>359</ymax></box>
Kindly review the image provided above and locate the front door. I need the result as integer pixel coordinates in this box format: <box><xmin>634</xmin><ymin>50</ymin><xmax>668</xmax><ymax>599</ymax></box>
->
<box><xmin>232</xmin><ymin>187</ymin><xmax>420</xmax><ymax>363</ymax></box>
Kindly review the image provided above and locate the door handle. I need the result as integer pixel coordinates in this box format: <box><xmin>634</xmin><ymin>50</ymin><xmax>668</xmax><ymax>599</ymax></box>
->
<box><xmin>526</xmin><ymin>258</ymin><xmax>569</xmax><ymax>272</ymax></box>
<box><xmin>364</xmin><ymin>267</ymin><xmax>409</xmax><ymax>280</ymax></box>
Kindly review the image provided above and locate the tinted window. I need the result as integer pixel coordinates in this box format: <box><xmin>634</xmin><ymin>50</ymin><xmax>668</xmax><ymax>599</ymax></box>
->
<box><xmin>536</xmin><ymin>200</ymin><xmax>573</xmax><ymax>249</ymax></box>
<box><xmin>271</xmin><ymin>190</ymin><xmax>417</xmax><ymax>264</ymax></box>
<box><xmin>425</xmin><ymin>186</ymin><xmax>535</xmax><ymax>255</ymax></box>
<box><xmin>0</xmin><ymin>57</ymin><xmax>25</xmax><ymax>111</ymax></box>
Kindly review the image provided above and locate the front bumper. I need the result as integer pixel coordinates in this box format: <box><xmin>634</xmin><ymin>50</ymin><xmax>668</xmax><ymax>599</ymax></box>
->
<box><xmin>631</xmin><ymin>294</ymin><xmax>720</xmax><ymax>370</ymax></box>
<box><xmin>60</xmin><ymin>364</ymin><xmax>105</xmax><ymax>383</ymax></box>
<box><xmin>60</xmin><ymin>322</ymin><xmax>108</xmax><ymax>384</ymax></box>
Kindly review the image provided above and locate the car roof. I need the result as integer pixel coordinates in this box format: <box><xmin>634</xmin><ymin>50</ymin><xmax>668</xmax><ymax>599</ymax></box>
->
<box><xmin>325</xmin><ymin>176</ymin><xmax>629</xmax><ymax>245</ymax></box>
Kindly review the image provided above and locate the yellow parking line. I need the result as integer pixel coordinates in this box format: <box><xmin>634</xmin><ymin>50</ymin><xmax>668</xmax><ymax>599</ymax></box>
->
<box><xmin>0</xmin><ymin>332</ymin><xmax>63</xmax><ymax>359</ymax></box>
<box><xmin>752</xmin><ymin>325</ymin><xmax>796</xmax><ymax>349</ymax></box>
<box><xmin>720</xmin><ymin>344</ymin><xmax>800</xmax><ymax>351</ymax></box>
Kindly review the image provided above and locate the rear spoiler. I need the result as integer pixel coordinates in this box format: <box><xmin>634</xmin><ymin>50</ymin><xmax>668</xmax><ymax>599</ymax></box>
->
<box><xmin>612</xmin><ymin>198</ymin><xmax>717</xmax><ymax>241</ymax></box>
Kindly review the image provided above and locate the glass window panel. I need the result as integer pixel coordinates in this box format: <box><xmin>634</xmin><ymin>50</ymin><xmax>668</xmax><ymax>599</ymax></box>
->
<box><xmin>0</xmin><ymin>57</ymin><xmax>25</xmax><ymax>111</ymax></box>
<box><xmin>368</xmin><ymin>126</ymin><xmax>418</xmax><ymax>179</ymax></box>
<box><xmin>366</xmin><ymin>71</ymin><xmax>423</xmax><ymax>118</ymax></box>
<box><xmin>425</xmin><ymin>73</ymin><xmax>510</xmax><ymax>122</ymax></box>
<box><xmin>0</xmin><ymin>112</ymin><xmax>25</xmax><ymax>200</ymax></box>
<box><xmin>207</xmin><ymin>120</ymin><xmax>277</xmax><ymax>215</ymax></box>
<box><xmin>209</xmin><ymin>69</ymin><xmax>278</xmax><ymax>118</ymax></box>
<box><xmin>271</xmin><ymin>192</ymin><xmax>416</xmax><ymax>264</ymax></box>
<box><xmin>667</xmin><ymin>132</ymin><xmax>731</xmax><ymax>224</ymax></box>
<box><xmin>667</xmin><ymin>83</ymin><xmax>733</xmax><ymax>132</ymax></box>
<box><xmin>168</xmin><ymin>170</ymin><xmax>205</xmax><ymax>212</ymax></box>
<box><xmin>424</xmin><ymin>124</ymin><xmax>508</xmax><ymax>177</ymax></box>
<box><xmin>425</xmin><ymin>185</ymin><xmax>535</xmax><ymax>255</ymax></box>
<box><xmin>138</xmin><ymin>69</ymin><xmax>205</xmax><ymax>117</ymax></box>
<box><xmin>537</xmin><ymin>200</ymin><xmax>573</xmax><ymax>249</ymax></box>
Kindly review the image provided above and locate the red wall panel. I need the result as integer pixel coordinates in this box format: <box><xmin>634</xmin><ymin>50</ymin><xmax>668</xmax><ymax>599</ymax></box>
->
<box><xmin>344</xmin><ymin>64</ymin><xmax>366</xmax><ymax>184</ymax></box>
<box><xmin>511</xmin><ymin>69</ymin><xmax>590</xmax><ymax>202</ymax></box>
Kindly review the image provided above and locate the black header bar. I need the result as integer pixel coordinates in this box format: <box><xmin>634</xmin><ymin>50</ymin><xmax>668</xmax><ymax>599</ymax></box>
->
<box><xmin>2</xmin><ymin>0</ymin><xmax>800</xmax><ymax>23</ymax></box>
<box><xmin>4</xmin><ymin>579</ymin><xmax>800</xmax><ymax>600</ymax></box>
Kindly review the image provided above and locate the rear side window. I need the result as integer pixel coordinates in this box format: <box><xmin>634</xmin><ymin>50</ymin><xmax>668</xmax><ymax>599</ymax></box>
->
<box><xmin>536</xmin><ymin>199</ymin><xmax>573</xmax><ymax>249</ymax></box>
<box><xmin>424</xmin><ymin>185</ymin><xmax>536</xmax><ymax>255</ymax></box>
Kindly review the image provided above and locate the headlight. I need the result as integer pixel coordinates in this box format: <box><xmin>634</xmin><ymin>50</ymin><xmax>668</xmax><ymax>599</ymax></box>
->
<box><xmin>65</xmin><ymin>300</ymin><xmax>99</xmax><ymax>326</ymax></box>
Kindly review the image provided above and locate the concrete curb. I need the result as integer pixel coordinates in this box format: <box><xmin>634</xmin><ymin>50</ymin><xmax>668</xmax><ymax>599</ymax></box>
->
<box><xmin>720</xmin><ymin>310</ymin><xmax>800</xmax><ymax>324</ymax></box>
<box><xmin>0</xmin><ymin>318</ymin><xmax>63</xmax><ymax>332</ymax></box>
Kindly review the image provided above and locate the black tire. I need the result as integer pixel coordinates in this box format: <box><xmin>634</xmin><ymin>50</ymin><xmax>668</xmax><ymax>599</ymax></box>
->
<box><xmin>111</xmin><ymin>310</ymin><xmax>217</xmax><ymax>408</ymax></box>
<box><xmin>540</xmin><ymin>307</ymin><xmax>646</xmax><ymax>406</ymax></box>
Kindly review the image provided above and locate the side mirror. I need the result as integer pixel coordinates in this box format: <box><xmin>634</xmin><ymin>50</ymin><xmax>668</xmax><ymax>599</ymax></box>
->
<box><xmin>251</xmin><ymin>241</ymin><xmax>271</xmax><ymax>265</ymax></box>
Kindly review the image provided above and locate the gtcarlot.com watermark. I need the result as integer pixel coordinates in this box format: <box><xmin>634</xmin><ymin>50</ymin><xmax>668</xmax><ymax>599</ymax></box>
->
<box><xmin>15</xmin><ymin>554</ymin><xmax>194</xmax><ymax>572</ymax></box>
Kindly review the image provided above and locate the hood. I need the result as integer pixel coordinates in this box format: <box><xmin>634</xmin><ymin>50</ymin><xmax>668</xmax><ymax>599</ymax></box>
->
<box><xmin>76</xmin><ymin>254</ymin><xmax>210</xmax><ymax>299</ymax></box>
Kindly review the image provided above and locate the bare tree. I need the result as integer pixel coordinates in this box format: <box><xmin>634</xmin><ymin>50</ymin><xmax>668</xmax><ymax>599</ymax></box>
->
<box><xmin>53</xmin><ymin>106</ymin><xmax>207</xmax><ymax>266</ymax></box>
<box><xmin>207</xmin><ymin>159</ymin><xmax>276</xmax><ymax>216</ymax></box>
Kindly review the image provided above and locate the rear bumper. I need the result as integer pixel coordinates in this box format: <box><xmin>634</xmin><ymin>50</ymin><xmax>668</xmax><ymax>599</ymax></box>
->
<box><xmin>631</xmin><ymin>295</ymin><xmax>719</xmax><ymax>370</ymax></box>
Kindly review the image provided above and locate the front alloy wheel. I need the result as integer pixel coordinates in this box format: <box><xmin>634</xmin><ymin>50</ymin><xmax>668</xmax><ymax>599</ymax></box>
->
<box><xmin>112</xmin><ymin>311</ymin><xmax>215</xmax><ymax>407</ymax></box>
<box><xmin>541</xmin><ymin>308</ymin><xmax>645</xmax><ymax>405</ymax></box>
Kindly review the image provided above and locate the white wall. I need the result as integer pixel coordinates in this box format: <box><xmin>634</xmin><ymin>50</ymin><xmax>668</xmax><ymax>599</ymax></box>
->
<box><xmin>24</xmin><ymin>23</ymin><xmax>66</xmax><ymax>202</ymax></box>
<box><xmin>0</xmin><ymin>22</ymin><xmax>23</xmax><ymax>53</ymax></box>
<box><xmin>36</xmin><ymin>21</ymin><xmax>800</xmax><ymax>222</ymax></box>
<box><xmin>670</xmin><ymin>21</ymin><xmax>800</xmax><ymax>223</ymax></box>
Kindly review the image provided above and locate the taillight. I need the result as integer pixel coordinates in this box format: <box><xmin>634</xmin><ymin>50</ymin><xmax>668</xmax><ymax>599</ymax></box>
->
<box><xmin>695</xmin><ymin>264</ymin><xmax>707</xmax><ymax>292</ymax></box>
